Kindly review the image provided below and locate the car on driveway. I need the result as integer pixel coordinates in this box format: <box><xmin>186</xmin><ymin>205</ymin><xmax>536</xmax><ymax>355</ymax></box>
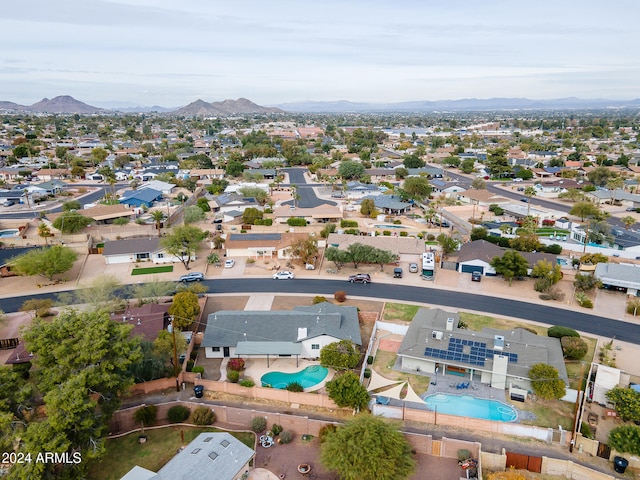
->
<box><xmin>2</xmin><ymin>200</ymin><xmax>15</xmax><ymax>207</ymax></box>
<box><xmin>471</xmin><ymin>271</ymin><xmax>482</xmax><ymax>282</ymax></box>
<box><xmin>273</xmin><ymin>270</ymin><xmax>295</xmax><ymax>280</ymax></box>
<box><xmin>179</xmin><ymin>272</ymin><xmax>204</xmax><ymax>282</ymax></box>
<box><xmin>409</xmin><ymin>263</ymin><xmax>418</xmax><ymax>273</ymax></box>
<box><xmin>348</xmin><ymin>273</ymin><xmax>371</xmax><ymax>284</ymax></box>
<box><xmin>224</xmin><ymin>259</ymin><xmax>235</xmax><ymax>268</ymax></box>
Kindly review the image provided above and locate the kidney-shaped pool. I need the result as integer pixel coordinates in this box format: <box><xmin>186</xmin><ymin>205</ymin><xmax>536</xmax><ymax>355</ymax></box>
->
<box><xmin>261</xmin><ymin>365</ymin><xmax>328</xmax><ymax>390</ymax></box>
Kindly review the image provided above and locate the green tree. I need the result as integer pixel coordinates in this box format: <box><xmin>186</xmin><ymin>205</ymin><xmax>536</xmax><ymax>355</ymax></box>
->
<box><xmin>529</xmin><ymin>363</ymin><xmax>566</xmax><ymax>400</ymax></box>
<box><xmin>225</xmin><ymin>159</ymin><xmax>245</xmax><ymax>177</ymax></box>
<box><xmin>320</xmin><ymin>340</ymin><xmax>361</xmax><ymax>370</ymax></box>
<box><xmin>183</xmin><ymin>205</ymin><xmax>206</xmax><ymax>224</ymax></box>
<box><xmin>569</xmin><ymin>201</ymin><xmax>601</xmax><ymax>221</ymax></box>
<box><xmin>486</xmin><ymin>148</ymin><xmax>512</xmax><ymax>178</ymax></box>
<box><xmin>70</xmin><ymin>274</ymin><xmax>124</xmax><ymax>310</ymax></box>
<box><xmin>62</xmin><ymin>200</ymin><xmax>82</xmax><ymax>211</ymax></box>
<box><xmin>586</xmin><ymin>166</ymin><xmax>617</xmax><ymax>187</ymax></box>
<box><xmin>360</xmin><ymin>198</ymin><xmax>377</xmax><ymax>217</ymax></box>
<box><xmin>621</xmin><ymin>215</ymin><xmax>636</xmax><ymax>230</ymax></box>
<box><xmin>530</xmin><ymin>259</ymin><xmax>562</xmax><ymax>284</ymax></box>
<box><xmin>606</xmin><ymin>387</ymin><xmax>640</xmax><ymax>423</ymax></box>
<box><xmin>11</xmin><ymin>245</ymin><xmax>78</xmax><ymax>281</ymax></box>
<box><xmin>150</xmin><ymin>210</ymin><xmax>166</xmax><ymax>237</ymax></box>
<box><xmin>153</xmin><ymin>330</ymin><xmax>187</xmax><ymax>368</ymax></box>
<box><xmin>372</xmin><ymin>248</ymin><xmax>397</xmax><ymax>271</ymax></box>
<box><xmin>130</xmin><ymin>279</ymin><xmax>176</xmax><ymax>305</ymax></box>
<box><xmin>523</xmin><ymin>186</ymin><xmax>536</xmax><ymax>216</ymax></box>
<box><xmin>196</xmin><ymin>197</ymin><xmax>211</xmax><ymax>212</ymax></box>
<box><xmin>325</xmin><ymin>372</ymin><xmax>370</xmax><ymax>411</ymax></box>
<box><xmin>325</xmin><ymin>247</ymin><xmax>350</xmax><ymax>269</ymax></box>
<box><xmin>37</xmin><ymin>222</ymin><xmax>52</xmax><ymax>245</ymax></box>
<box><xmin>52</xmin><ymin>211</ymin><xmax>92</xmax><ymax>233</ymax></box>
<box><xmin>16</xmin><ymin>309</ymin><xmax>141</xmax><ymax>478</ymax></box>
<box><xmin>558</xmin><ymin>188</ymin><xmax>585</xmax><ymax>203</ymax></box>
<box><xmin>238</xmin><ymin>186</ymin><xmax>269</xmax><ymax>206</ymax></box>
<box><xmin>113</xmin><ymin>217</ymin><xmax>130</xmax><ymax>227</ymax></box>
<box><xmin>471</xmin><ymin>177</ymin><xmax>486</xmax><ymax>190</ymax></box>
<box><xmin>608</xmin><ymin>425</ymin><xmax>640</xmax><ymax>455</ymax></box>
<box><xmin>490</xmin><ymin>250</ymin><xmax>528</xmax><ymax>285</ymax></box>
<box><xmin>460</xmin><ymin>158</ymin><xmax>475</xmax><ymax>174</ymax></box>
<box><xmin>401</xmin><ymin>176</ymin><xmax>432</xmax><ymax>201</ymax></box>
<box><xmin>338</xmin><ymin>160</ymin><xmax>365</xmax><ymax>180</ymax></box>
<box><xmin>160</xmin><ymin>225</ymin><xmax>206</xmax><ymax>270</ymax></box>
<box><xmin>402</xmin><ymin>154</ymin><xmax>424</xmax><ymax>169</ymax></box>
<box><xmin>321</xmin><ymin>414</ymin><xmax>415</xmax><ymax>480</ymax></box>
<box><xmin>287</xmin><ymin>236</ymin><xmax>318</xmax><ymax>265</ymax></box>
<box><xmin>20</xmin><ymin>298</ymin><xmax>53</xmax><ymax>318</ymax></box>
<box><xmin>168</xmin><ymin>291</ymin><xmax>200</xmax><ymax>329</ymax></box>
<box><xmin>346</xmin><ymin>243</ymin><xmax>374</xmax><ymax>269</ymax></box>
<box><xmin>242</xmin><ymin>207</ymin><xmax>264</xmax><ymax>225</ymax></box>
<box><xmin>574</xmin><ymin>273</ymin><xmax>601</xmax><ymax>292</ymax></box>
<box><xmin>0</xmin><ymin>366</ymin><xmax>33</xmax><ymax>452</ymax></box>
<box><xmin>128</xmin><ymin>341</ymin><xmax>169</xmax><ymax>383</ymax></box>
<box><xmin>436</xmin><ymin>233</ymin><xmax>459</xmax><ymax>257</ymax></box>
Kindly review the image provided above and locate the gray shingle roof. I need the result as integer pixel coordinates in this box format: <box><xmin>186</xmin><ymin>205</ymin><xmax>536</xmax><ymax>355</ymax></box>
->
<box><xmin>102</xmin><ymin>237</ymin><xmax>161</xmax><ymax>256</ymax></box>
<box><xmin>595</xmin><ymin>262</ymin><xmax>640</xmax><ymax>288</ymax></box>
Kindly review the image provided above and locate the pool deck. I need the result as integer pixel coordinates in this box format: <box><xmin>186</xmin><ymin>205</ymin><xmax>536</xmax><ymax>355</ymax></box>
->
<box><xmin>242</xmin><ymin>358</ymin><xmax>335</xmax><ymax>393</ymax></box>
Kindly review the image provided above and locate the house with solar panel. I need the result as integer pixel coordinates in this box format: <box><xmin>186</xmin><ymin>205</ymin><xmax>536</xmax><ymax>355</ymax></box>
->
<box><xmin>397</xmin><ymin>308</ymin><xmax>568</xmax><ymax>391</ymax></box>
<box><xmin>201</xmin><ymin>302</ymin><xmax>361</xmax><ymax>363</ymax></box>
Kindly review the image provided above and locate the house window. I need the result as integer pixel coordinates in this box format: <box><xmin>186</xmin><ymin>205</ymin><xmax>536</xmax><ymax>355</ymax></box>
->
<box><xmin>156</xmin><ymin>253</ymin><xmax>164</xmax><ymax>258</ymax></box>
<box><xmin>211</xmin><ymin>347</ymin><xmax>220</xmax><ymax>352</ymax></box>
<box><xmin>311</xmin><ymin>344</ymin><xmax>320</xmax><ymax>350</ymax></box>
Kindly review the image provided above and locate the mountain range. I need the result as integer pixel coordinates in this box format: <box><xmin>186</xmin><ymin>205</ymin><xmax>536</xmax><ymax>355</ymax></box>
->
<box><xmin>1</xmin><ymin>95</ymin><xmax>640</xmax><ymax>114</ymax></box>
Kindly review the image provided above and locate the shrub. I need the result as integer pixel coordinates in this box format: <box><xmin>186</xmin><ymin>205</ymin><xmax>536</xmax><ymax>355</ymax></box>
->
<box><xmin>133</xmin><ymin>405</ymin><xmax>158</xmax><ymax>426</ymax></box>
<box><xmin>312</xmin><ymin>295</ymin><xmax>327</xmax><ymax>304</ymax></box>
<box><xmin>393</xmin><ymin>219</ymin><xmax>401</xmax><ymax>225</ymax></box>
<box><xmin>186</xmin><ymin>360</ymin><xmax>194</xmax><ymax>372</ymax></box>
<box><xmin>580</xmin><ymin>422</ymin><xmax>593</xmax><ymax>439</ymax></box>
<box><xmin>534</xmin><ymin>276</ymin><xmax>553</xmax><ymax>293</ymax></box>
<box><xmin>240</xmin><ymin>378</ymin><xmax>255</xmax><ymax>387</ymax></box>
<box><xmin>547</xmin><ymin>325</ymin><xmax>580</xmax><ymax>339</ymax></box>
<box><xmin>286</xmin><ymin>382</ymin><xmax>304</xmax><ymax>392</ymax></box>
<box><xmin>271</xmin><ymin>424</ymin><xmax>283</xmax><ymax>436</ymax></box>
<box><xmin>426</xmin><ymin>234</ymin><xmax>435</xmax><ymax>241</ymax></box>
<box><xmin>167</xmin><ymin>405</ymin><xmax>191</xmax><ymax>423</ymax></box>
<box><xmin>343</xmin><ymin>228</ymin><xmax>359</xmax><ymax>235</ymax></box>
<box><xmin>318</xmin><ymin>423</ymin><xmax>337</xmax><ymax>443</ymax></box>
<box><xmin>575</xmin><ymin>292</ymin><xmax>593</xmax><ymax>308</ymax></box>
<box><xmin>539</xmin><ymin>287</ymin><xmax>565</xmax><ymax>302</ymax></box>
<box><xmin>190</xmin><ymin>349</ymin><xmax>199</xmax><ymax>361</ymax></box>
<box><xmin>192</xmin><ymin>406</ymin><xmax>216</xmax><ymax>425</ymax></box>
<box><xmin>279</xmin><ymin>431</ymin><xmax>294</xmax><ymax>444</ymax></box>
<box><xmin>334</xmin><ymin>290</ymin><xmax>347</xmax><ymax>302</ymax></box>
<box><xmin>340</xmin><ymin>220</ymin><xmax>358</xmax><ymax>228</ymax></box>
<box><xmin>561</xmin><ymin>336</ymin><xmax>588</xmax><ymax>360</ymax></box>
<box><xmin>367</xmin><ymin>355</ymin><xmax>374</xmax><ymax>365</ymax></box>
<box><xmin>383</xmin><ymin>230</ymin><xmax>391</xmax><ymax>236</ymax></box>
<box><xmin>251</xmin><ymin>416</ymin><xmax>267</xmax><ymax>433</ymax></box>
<box><xmin>457</xmin><ymin>449</ymin><xmax>472</xmax><ymax>461</ymax></box>
<box><xmin>609</xmin><ymin>425</ymin><xmax>640</xmax><ymax>455</ymax></box>
<box><xmin>227</xmin><ymin>370</ymin><xmax>240</xmax><ymax>383</ymax></box>
<box><xmin>543</xmin><ymin>244</ymin><xmax>562</xmax><ymax>254</ymax></box>
<box><xmin>364</xmin><ymin>368</ymin><xmax>371</xmax><ymax>378</ymax></box>
<box><xmin>228</xmin><ymin>358</ymin><xmax>245</xmax><ymax>371</ymax></box>
<box><xmin>254</xmin><ymin>218</ymin><xmax>273</xmax><ymax>226</ymax></box>
<box><xmin>399</xmin><ymin>231</ymin><xmax>408</xmax><ymax>237</ymax></box>
<box><xmin>192</xmin><ymin>366</ymin><xmax>204</xmax><ymax>375</ymax></box>
<box><xmin>246</xmin><ymin>258</ymin><xmax>255</xmax><ymax>264</ymax></box>
<box><xmin>626</xmin><ymin>298</ymin><xmax>640</xmax><ymax>315</ymax></box>
<box><xmin>287</xmin><ymin>217</ymin><xmax>307</xmax><ymax>226</ymax></box>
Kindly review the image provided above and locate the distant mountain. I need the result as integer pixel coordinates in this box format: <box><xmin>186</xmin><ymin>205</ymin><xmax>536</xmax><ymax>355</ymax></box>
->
<box><xmin>27</xmin><ymin>95</ymin><xmax>103</xmax><ymax>114</ymax></box>
<box><xmin>171</xmin><ymin>97</ymin><xmax>284</xmax><ymax>116</ymax></box>
<box><xmin>0</xmin><ymin>101</ymin><xmax>27</xmax><ymax>111</ymax></box>
<box><xmin>111</xmin><ymin>105</ymin><xmax>176</xmax><ymax>113</ymax></box>
<box><xmin>276</xmin><ymin>97</ymin><xmax>640</xmax><ymax>113</ymax></box>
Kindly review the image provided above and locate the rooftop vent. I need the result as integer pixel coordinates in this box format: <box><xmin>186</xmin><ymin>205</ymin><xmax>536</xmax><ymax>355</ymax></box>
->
<box><xmin>432</xmin><ymin>331</ymin><xmax>443</xmax><ymax>340</ymax></box>
<box><xmin>446</xmin><ymin>317</ymin><xmax>454</xmax><ymax>331</ymax></box>
<box><xmin>494</xmin><ymin>335</ymin><xmax>505</xmax><ymax>351</ymax></box>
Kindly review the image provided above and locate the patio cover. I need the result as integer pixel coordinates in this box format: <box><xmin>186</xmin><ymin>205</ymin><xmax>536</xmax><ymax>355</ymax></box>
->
<box><xmin>234</xmin><ymin>341</ymin><xmax>302</xmax><ymax>356</ymax></box>
<box><xmin>367</xmin><ymin>369</ymin><xmax>403</xmax><ymax>392</ymax></box>
<box><xmin>375</xmin><ymin>382</ymin><xmax>405</xmax><ymax>400</ymax></box>
<box><xmin>402</xmin><ymin>382</ymin><xmax>425</xmax><ymax>405</ymax></box>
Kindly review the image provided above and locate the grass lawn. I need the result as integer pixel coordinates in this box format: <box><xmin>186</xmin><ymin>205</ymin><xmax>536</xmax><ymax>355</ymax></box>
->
<box><xmin>565</xmin><ymin>335</ymin><xmax>596</xmax><ymax>390</ymax></box>
<box><xmin>87</xmin><ymin>426</ymin><xmax>254</xmax><ymax>480</ymax></box>
<box><xmin>131</xmin><ymin>265</ymin><xmax>174</xmax><ymax>275</ymax></box>
<box><xmin>382</xmin><ymin>302</ymin><xmax>422</xmax><ymax>322</ymax></box>
<box><xmin>519</xmin><ymin>398</ymin><xmax>574</xmax><ymax>430</ymax></box>
<box><xmin>371</xmin><ymin>349</ymin><xmax>431</xmax><ymax>395</ymax></box>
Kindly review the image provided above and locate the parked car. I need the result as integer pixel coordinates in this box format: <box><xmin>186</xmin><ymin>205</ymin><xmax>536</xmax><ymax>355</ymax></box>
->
<box><xmin>393</xmin><ymin>267</ymin><xmax>403</xmax><ymax>278</ymax></box>
<box><xmin>224</xmin><ymin>259</ymin><xmax>235</xmax><ymax>268</ymax></box>
<box><xmin>348</xmin><ymin>273</ymin><xmax>371</xmax><ymax>284</ymax></box>
<box><xmin>2</xmin><ymin>200</ymin><xmax>14</xmax><ymax>207</ymax></box>
<box><xmin>520</xmin><ymin>198</ymin><xmax>529</xmax><ymax>203</ymax></box>
<box><xmin>626</xmin><ymin>207</ymin><xmax>638</xmax><ymax>212</ymax></box>
<box><xmin>471</xmin><ymin>271</ymin><xmax>482</xmax><ymax>282</ymax></box>
<box><xmin>179</xmin><ymin>272</ymin><xmax>204</xmax><ymax>282</ymax></box>
<box><xmin>409</xmin><ymin>263</ymin><xmax>419</xmax><ymax>273</ymax></box>
<box><xmin>273</xmin><ymin>270</ymin><xmax>295</xmax><ymax>280</ymax></box>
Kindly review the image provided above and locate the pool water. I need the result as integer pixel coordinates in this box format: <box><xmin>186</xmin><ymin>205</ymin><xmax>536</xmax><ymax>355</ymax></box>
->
<box><xmin>0</xmin><ymin>229</ymin><xmax>19</xmax><ymax>238</ymax></box>
<box><xmin>373</xmin><ymin>224</ymin><xmax>406</xmax><ymax>229</ymax></box>
<box><xmin>424</xmin><ymin>393</ymin><xmax>518</xmax><ymax>422</ymax></box>
<box><xmin>261</xmin><ymin>365</ymin><xmax>328</xmax><ymax>389</ymax></box>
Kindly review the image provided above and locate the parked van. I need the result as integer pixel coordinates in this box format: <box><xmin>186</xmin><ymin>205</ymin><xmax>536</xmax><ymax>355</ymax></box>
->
<box><xmin>393</xmin><ymin>267</ymin><xmax>403</xmax><ymax>278</ymax></box>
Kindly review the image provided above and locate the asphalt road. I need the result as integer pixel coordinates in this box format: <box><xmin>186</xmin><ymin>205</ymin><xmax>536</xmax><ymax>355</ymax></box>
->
<box><xmin>2</xmin><ymin>278</ymin><xmax>638</xmax><ymax>344</ymax></box>
<box><xmin>280</xmin><ymin>167</ymin><xmax>337</xmax><ymax>208</ymax></box>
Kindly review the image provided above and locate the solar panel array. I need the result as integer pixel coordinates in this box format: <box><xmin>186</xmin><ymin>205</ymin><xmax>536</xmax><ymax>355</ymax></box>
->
<box><xmin>424</xmin><ymin>337</ymin><xmax>518</xmax><ymax>367</ymax></box>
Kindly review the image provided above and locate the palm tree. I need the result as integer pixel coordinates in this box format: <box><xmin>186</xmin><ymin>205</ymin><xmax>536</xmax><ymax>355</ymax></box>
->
<box><xmin>621</xmin><ymin>215</ymin><xmax>636</xmax><ymax>230</ymax></box>
<box><xmin>38</xmin><ymin>222</ymin><xmax>52</xmax><ymax>245</ymax></box>
<box><xmin>150</xmin><ymin>210</ymin><xmax>166</xmax><ymax>237</ymax></box>
<box><xmin>524</xmin><ymin>186</ymin><xmax>536</xmax><ymax>216</ymax></box>
<box><xmin>212</xmin><ymin>235</ymin><xmax>225</xmax><ymax>250</ymax></box>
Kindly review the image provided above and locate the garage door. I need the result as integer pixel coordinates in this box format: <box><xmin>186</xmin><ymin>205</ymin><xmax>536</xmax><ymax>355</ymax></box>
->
<box><xmin>461</xmin><ymin>264</ymin><xmax>484</xmax><ymax>274</ymax></box>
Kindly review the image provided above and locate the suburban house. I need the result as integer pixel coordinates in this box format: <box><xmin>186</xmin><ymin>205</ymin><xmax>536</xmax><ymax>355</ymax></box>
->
<box><xmin>202</xmin><ymin>302</ymin><xmax>361</xmax><ymax>361</ymax></box>
<box><xmin>118</xmin><ymin>188</ymin><xmax>163</xmax><ymax>209</ymax></box>
<box><xmin>272</xmin><ymin>204</ymin><xmax>343</xmax><ymax>224</ymax></box>
<box><xmin>120</xmin><ymin>433</ymin><xmax>254</xmax><ymax>480</ymax></box>
<box><xmin>397</xmin><ymin>308</ymin><xmax>568</xmax><ymax>391</ymax></box>
<box><xmin>594</xmin><ymin>263</ymin><xmax>640</xmax><ymax>296</ymax></box>
<box><xmin>344</xmin><ymin>181</ymin><xmax>381</xmax><ymax>199</ymax></box>
<box><xmin>26</xmin><ymin>180</ymin><xmax>67</xmax><ymax>196</ymax></box>
<box><xmin>326</xmin><ymin>233</ymin><xmax>425</xmax><ymax>262</ymax></box>
<box><xmin>456</xmin><ymin>189</ymin><xmax>510</xmax><ymax>206</ymax></box>
<box><xmin>102</xmin><ymin>237</ymin><xmax>183</xmax><ymax>265</ymax></box>
<box><xmin>224</xmin><ymin>232</ymin><xmax>313</xmax><ymax>259</ymax></box>
<box><xmin>138</xmin><ymin>180</ymin><xmax>175</xmax><ymax>195</ymax></box>
<box><xmin>430</xmin><ymin>179</ymin><xmax>466</xmax><ymax>197</ymax></box>
<box><xmin>360</xmin><ymin>195</ymin><xmax>412</xmax><ymax>215</ymax></box>
<box><xmin>33</xmin><ymin>168</ymin><xmax>69</xmax><ymax>181</ymax></box>
<box><xmin>208</xmin><ymin>193</ymin><xmax>261</xmax><ymax>214</ymax></box>
<box><xmin>456</xmin><ymin>239</ymin><xmax>558</xmax><ymax>276</ymax></box>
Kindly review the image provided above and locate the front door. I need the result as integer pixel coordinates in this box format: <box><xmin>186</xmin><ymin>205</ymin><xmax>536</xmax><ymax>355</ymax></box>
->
<box><xmin>223</xmin><ymin>347</ymin><xmax>230</xmax><ymax>357</ymax></box>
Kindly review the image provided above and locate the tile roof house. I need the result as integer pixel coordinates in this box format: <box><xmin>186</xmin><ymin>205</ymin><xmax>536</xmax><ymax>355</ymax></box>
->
<box><xmin>326</xmin><ymin>233</ymin><xmax>426</xmax><ymax>259</ymax></box>
<box><xmin>272</xmin><ymin>204</ymin><xmax>343</xmax><ymax>224</ymax></box>
<box><xmin>397</xmin><ymin>308</ymin><xmax>568</xmax><ymax>391</ymax></box>
<box><xmin>102</xmin><ymin>237</ymin><xmax>187</xmax><ymax>265</ymax></box>
<box><xmin>224</xmin><ymin>232</ymin><xmax>312</xmax><ymax>259</ymax></box>
<box><xmin>120</xmin><ymin>432</ymin><xmax>254</xmax><ymax>480</ymax></box>
<box><xmin>202</xmin><ymin>302</ymin><xmax>361</xmax><ymax>361</ymax></box>
<box><xmin>456</xmin><ymin>239</ymin><xmax>558</xmax><ymax>276</ymax></box>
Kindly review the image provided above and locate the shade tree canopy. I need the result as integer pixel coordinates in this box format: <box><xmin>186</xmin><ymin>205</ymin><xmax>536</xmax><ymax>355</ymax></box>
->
<box><xmin>11</xmin><ymin>245</ymin><xmax>78</xmax><ymax>280</ymax></box>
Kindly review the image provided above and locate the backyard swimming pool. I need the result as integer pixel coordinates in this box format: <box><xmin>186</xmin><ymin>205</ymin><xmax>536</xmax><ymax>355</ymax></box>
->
<box><xmin>260</xmin><ymin>365</ymin><xmax>329</xmax><ymax>389</ymax></box>
<box><xmin>373</xmin><ymin>224</ymin><xmax>406</xmax><ymax>229</ymax></box>
<box><xmin>0</xmin><ymin>229</ymin><xmax>19</xmax><ymax>238</ymax></box>
<box><xmin>424</xmin><ymin>393</ymin><xmax>518</xmax><ymax>422</ymax></box>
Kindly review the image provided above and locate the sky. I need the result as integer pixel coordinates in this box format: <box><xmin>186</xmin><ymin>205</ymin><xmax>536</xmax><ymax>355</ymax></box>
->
<box><xmin>2</xmin><ymin>0</ymin><xmax>639</xmax><ymax>107</ymax></box>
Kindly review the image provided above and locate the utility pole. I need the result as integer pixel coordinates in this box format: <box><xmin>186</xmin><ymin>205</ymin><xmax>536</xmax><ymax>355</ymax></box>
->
<box><xmin>169</xmin><ymin>316</ymin><xmax>180</xmax><ymax>390</ymax></box>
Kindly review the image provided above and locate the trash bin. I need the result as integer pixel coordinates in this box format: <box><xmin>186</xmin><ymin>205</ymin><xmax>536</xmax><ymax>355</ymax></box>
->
<box><xmin>613</xmin><ymin>456</ymin><xmax>628</xmax><ymax>474</ymax></box>
<box><xmin>194</xmin><ymin>385</ymin><xmax>204</xmax><ymax>398</ymax></box>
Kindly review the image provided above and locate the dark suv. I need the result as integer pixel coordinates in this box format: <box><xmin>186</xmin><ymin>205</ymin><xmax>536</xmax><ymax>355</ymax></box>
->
<box><xmin>179</xmin><ymin>272</ymin><xmax>204</xmax><ymax>282</ymax></box>
<box><xmin>348</xmin><ymin>273</ymin><xmax>371</xmax><ymax>284</ymax></box>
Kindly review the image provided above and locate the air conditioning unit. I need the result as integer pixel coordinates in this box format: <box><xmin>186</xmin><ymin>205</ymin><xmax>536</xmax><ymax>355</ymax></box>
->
<box><xmin>446</xmin><ymin>317</ymin><xmax>454</xmax><ymax>331</ymax></box>
<box><xmin>432</xmin><ymin>331</ymin><xmax>443</xmax><ymax>340</ymax></box>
